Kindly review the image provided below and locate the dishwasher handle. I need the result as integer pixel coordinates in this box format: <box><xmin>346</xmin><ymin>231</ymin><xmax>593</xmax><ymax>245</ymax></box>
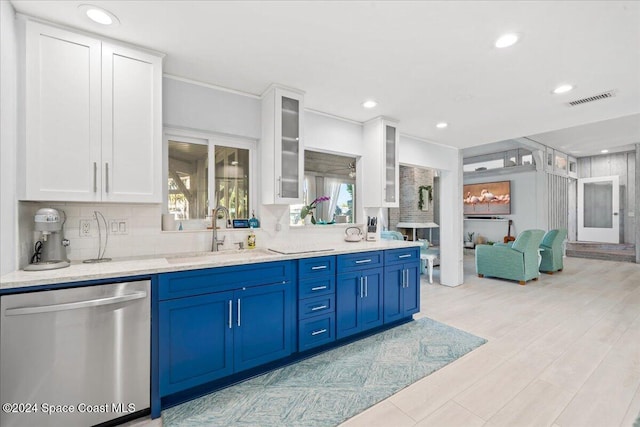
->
<box><xmin>5</xmin><ymin>291</ymin><xmax>148</xmax><ymax>316</ymax></box>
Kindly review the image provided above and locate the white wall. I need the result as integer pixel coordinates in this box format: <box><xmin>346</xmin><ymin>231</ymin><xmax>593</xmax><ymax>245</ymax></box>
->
<box><xmin>400</xmin><ymin>134</ymin><xmax>464</xmax><ymax>287</ymax></box>
<box><xmin>163</xmin><ymin>76</ymin><xmax>261</xmax><ymax>139</ymax></box>
<box><xmin>305</xmin><ymin>112</ymin><xmax>363</xmax><ymax>156</ymax></box>
<box><xmin>1</xmin><ymin>0</ymin><xmax>18</xmax><ymax>275</ymax></box>
<box><xmin>464</xmin><ymin>170</ymin><xmax>541</xmax><ymax>242</ymax></box>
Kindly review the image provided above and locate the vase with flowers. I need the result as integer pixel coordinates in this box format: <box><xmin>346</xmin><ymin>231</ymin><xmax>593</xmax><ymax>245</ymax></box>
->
<box><xmin>300</xmin><ymin>195</ymin><xmax>330</xmax><ymax>224</ymax></box>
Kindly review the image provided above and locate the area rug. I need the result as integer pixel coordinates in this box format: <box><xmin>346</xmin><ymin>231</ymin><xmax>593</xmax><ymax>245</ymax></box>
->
<box><xmin>162</xmin><ymin>317</ymin><xmax>486</xmax><ymax>427</ymax></box>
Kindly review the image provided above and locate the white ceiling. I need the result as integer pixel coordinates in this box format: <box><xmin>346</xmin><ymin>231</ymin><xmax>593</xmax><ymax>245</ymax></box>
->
<box><xmin>11</xmin><ymin>1</ymin><xmax>640</xmax><ymax>155</ymax></box>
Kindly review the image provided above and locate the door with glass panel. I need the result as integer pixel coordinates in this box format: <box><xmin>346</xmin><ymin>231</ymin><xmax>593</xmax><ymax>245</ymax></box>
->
<box><xmin>384</xmin><ymin>124</ymin><xmax>398</xmax><ymax>205</ymax></box>
<box><xmin>276</xmin><ymin>94</ymin><xmax>303</xmax><ymax>201</ymax></box>
<box><xmin>577</xmin><ymin>176</ymin><xmax>619</xmax><ymax>243</ymax></box>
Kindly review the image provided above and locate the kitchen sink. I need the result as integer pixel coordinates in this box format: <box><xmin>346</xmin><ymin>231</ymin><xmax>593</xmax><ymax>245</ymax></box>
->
<box><xmin>165</xmin><ymin>248</ymin><xmax>275</xmax><ymax>265</ymax></box>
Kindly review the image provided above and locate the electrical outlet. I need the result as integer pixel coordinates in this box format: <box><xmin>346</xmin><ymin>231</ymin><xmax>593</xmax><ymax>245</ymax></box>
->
<box><xmin>80</xmin><ymin>220</ymin><xmax>92</xmax><ymax>237</ymax></box>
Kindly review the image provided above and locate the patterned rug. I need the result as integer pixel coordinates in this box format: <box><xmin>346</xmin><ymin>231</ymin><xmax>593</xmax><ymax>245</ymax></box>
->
<box><xmin>162</xmin><ymin>317</ymin><xmax>486</xmax><ymax>427</ymax></box>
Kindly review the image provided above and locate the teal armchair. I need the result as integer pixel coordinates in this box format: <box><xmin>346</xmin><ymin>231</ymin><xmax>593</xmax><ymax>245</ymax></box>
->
<box><xmin>475</xmin><ymin>229</ymin><xmax>545</xmax><ymax>285</ymax></box>
<box><xmin>539</xmin><ymin>229</ymin><xmax>567</xmax><ymax>274</ymax></box>
<box><xmin>380</xmin><ymin>230</ymin><xmax>405</xmax><ymax>240</ymax></box>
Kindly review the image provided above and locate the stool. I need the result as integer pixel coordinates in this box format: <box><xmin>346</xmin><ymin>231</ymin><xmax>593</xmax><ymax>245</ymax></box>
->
<box><xmin>420</xmin><ymin>253</ymin><xmax>438</xmax><ymax>284</ymax></box>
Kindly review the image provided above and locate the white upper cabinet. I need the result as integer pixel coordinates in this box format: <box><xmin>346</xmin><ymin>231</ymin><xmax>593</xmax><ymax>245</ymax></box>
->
<box><xmin>362</xmin><ymin>117</ymin><xmax>399</xmax><ymax>208</ymax></box>
<box><xmin>20</xmin><ymin>21</ymin><xmax>162</xmax><ymax>203</ymax></box>
<box><xmin>261</xmin><ymin>86</ymin><xmax>304</xmax><ymax>204</ymax></box>
<box><xmin>101</xmin><ymin>43</ymin><xmax>162</xmax><ymax>203</ymax></box>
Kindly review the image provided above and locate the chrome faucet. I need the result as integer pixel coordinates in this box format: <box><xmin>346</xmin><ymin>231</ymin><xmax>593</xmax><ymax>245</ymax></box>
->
<box><xmin>211</xmin><ymin>206</ymin><xmax>229</xmax><ymax>251</ymax></box>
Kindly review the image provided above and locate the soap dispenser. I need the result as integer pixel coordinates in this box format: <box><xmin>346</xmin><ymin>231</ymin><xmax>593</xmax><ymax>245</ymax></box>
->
<box><xmin>248</xmin><ymin>210</ymin><xmax>260</xmax><ymax>229</ymax></box>
<box><xmin>247</xmin><ymin>227</ymin><xmax>256</xmax><ymax>249</ymax></box>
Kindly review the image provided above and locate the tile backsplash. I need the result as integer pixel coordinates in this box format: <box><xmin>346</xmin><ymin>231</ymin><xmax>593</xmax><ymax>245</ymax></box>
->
<box><xmin>17</xmin><ymin>202</ymin><xmax>361</xmax><ymax>269</ymax></box>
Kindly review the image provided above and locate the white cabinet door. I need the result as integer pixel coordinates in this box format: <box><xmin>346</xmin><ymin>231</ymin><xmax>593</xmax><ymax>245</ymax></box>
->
<box><xmin>362</xmin><ymin>117</ymin><xmax>399</xmax><ymax>208</ymax></box>
<box><xmin>261</xmin><ymin>86</ymin><xmax>304</xmax><ymax>204</ymax></box>
<box><xmin>23</xmin><ymin>22</ymin><xmax>101</xmax><ymax>201</ymax></box>
<box><xmin>102</xmin><ymin>44</ymin><xmax>162</xmax><ymax>203</ymax></box>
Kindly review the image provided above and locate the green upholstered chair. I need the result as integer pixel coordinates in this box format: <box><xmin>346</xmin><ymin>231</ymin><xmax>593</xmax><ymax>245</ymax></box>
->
<box><xmin>539</xmin><ymin>229</ymin><xmax>567</xmax><ymax>274</ymax></box>
<box><xmin>380</xmin><ymin>230</ymin><xmax>405</xmax><ymax>240</ymax></box>
<box><xmin>475</xmin><ymin>229</ymin><xmax>545</xmax><ymax>285</ymax></box>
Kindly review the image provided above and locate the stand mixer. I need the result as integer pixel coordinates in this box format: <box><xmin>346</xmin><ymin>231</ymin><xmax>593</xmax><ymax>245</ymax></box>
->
<box><xmin>24</xmin><ymin>208</ymin><xmax>70</xmax><ymax>271</ymax></box>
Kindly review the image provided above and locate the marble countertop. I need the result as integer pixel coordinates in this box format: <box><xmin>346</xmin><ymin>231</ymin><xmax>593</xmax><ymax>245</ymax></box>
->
<box><xmin>0</xmin><ymin>239</ymin><xmax>421</xmax><ymax>291</ymax></box>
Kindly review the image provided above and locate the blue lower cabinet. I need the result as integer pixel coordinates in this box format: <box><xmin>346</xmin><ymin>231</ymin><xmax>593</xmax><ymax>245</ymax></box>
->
<box><xmin>336</xmin><ymin>267</ymin><xmax>384</xmax><ymax>339</ymax></box>
<box><xmin>158</xmin><ymin>262</ymin><xmax>296</xmax><ymax>397</ymax></box>
<box><xmin>159</xmin><ymin>291</ymin><xmax>234</xmax><ymax>396</ymax></box>
<box><xmin>383</xmin><ymin>262</ymin><xmax>420</xmax><ymax>324</ymax></box>
<box><xmin>234</xmin><ymin>282</ymin><xmax>295</xmax><ymax>372</ymax></box>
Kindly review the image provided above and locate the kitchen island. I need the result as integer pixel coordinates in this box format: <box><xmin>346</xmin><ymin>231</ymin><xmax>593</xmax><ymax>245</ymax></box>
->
<box><xmin>0</xmin><ymin>240</ymin><xmax>422</xmax><ymax>422</ymax></box>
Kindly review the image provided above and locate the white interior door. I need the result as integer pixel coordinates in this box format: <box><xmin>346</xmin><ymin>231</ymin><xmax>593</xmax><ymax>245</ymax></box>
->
<box><xmin>577</xmin><ymin>176</ymin><xmax>619</xmax><ymax>243</ymax></box>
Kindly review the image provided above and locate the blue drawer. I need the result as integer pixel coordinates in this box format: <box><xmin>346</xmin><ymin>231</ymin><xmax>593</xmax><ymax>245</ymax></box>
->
<box><xmin>158</xmin><ymin>260</ymin><xmax>293</xmax><ymax>300</ymax></box>
<box><xmin>298</xmin><ymin>256</ymin><xmax>335</xmax><ymax>279</ymax></box>
<box><xmin>384</xmin><ymin>247</ymin><xmax>421</xmax><ymax>266</ymax></box>
<box><xmin>298</xmin><ymin>276</ymin><xmax>335</xmax><ymax>299</ymax></box>
<box><xmin>298</xmin><ymin>314</ymin><xmax>335</xmax><ymax>351</ymax></box>
<box><xmin>298</xmin><ymin>294</ymin><xmax>334</xmax><ymax>320</ymax></box>
<box><xmin>337</xmin><ymin>251</ymin><xmax>383</xmax><ymax>273</ymax></box>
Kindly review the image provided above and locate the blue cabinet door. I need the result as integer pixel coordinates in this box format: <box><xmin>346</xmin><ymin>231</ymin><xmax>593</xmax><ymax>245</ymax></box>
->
<box><xmin>234</xmin><ymin>282</ymin><xmax>295</xmax><ymax>372</ymax></box>
<box><xmin>383</xmin><ymin>263</ymin><xmax>404</xmax><ymax>324</ymax></box>
<box><xmin>159</xmin><ymin>291</ymin><xmax>234</xmax><ymax>396</ymax></box>
<box><xmin>336</xmin><ymin>268</ymin><xmax>384</xmax><ymax>339</ymax></box>
<box><xmin>383</xmin><ymin>262</ymin><xmax>420</xmax><ymax>324</ymax></box>
<box><xmin>336</xmin><ymin>271</ymin><xmax>360</xmax><ymax>339</ymax></box>
<box><xmin>360</xmin><ymin>267</ymin><xmax>384</xmax><ymax>330</ymax></box>
<box><xmin>402</xmin><ymin>262</ymin><xmax>420</xmax><ymax>317</ymax></box>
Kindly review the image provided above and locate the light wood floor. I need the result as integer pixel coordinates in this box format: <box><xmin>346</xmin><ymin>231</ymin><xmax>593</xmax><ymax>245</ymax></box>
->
<box><xmin>341</xmin><ymin>255</ymin><xmax>640</xmax><ymax>427</ymax></box>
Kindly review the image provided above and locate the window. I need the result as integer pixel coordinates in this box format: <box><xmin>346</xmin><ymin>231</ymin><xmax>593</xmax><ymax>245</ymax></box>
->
<box><xmin>214</xmin><ymin>146</ymin><xmax>249</xmax><ymax>219</ymax></box>
<box><xmin>165</xmin><ymin>131</ymin><xmax>255</xmax><ymax>226</ymax></box>
<box><xmin>167</xmin><ymin>140</ymin><xmax>208</xmax><ymax>220</ymax></box>
<box><xmin>291</xmin><ymin>151</ymin><xmax>357</xmax><ymax>225</ymax></box>
<box><xmin>463</xmin><ymin>148</ymin><xmax>536</xmax><ymax>172</ymax></box>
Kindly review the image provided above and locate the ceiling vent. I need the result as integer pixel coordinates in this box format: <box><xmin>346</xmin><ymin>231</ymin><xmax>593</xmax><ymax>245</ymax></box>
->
<box><xmin>567</xmin><ymin>90</ymin><xmax>615</xmax><ymax>107</ymax></box>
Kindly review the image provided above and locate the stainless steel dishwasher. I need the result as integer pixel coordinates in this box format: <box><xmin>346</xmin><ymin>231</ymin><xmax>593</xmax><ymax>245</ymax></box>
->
<box><xmin>1</xmin><ymin>280</ymin><xmax>150</xmax><ymax>427</ymax></box>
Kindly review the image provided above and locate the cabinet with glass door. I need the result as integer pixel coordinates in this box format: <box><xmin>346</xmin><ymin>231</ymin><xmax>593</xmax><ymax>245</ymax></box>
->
<box><xmin>261</xmin><ymin>86</ymin><xmax>304</xmax><ymax>204</ymax></box>
<box><xmin>362</xmin><ymin>117</ymin><xmax>399</xmax><ymax>208</ymax></box>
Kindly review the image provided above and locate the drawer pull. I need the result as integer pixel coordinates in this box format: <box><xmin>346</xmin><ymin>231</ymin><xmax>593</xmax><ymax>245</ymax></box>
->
<box><xmin>355</xmin><ymin>259</ymin><xmax>372</xmax><ymax>264</ymax></box>
<box><xmin>311</xmin><ymin>305</ymin><xmax>328</xmax><ymax>311</ymax></box>
<box><xmin>237</xmin><ymin>298</ymin><xmax>241</xmax><ymax>327</ymax></box>
<box><xmin>228</xmin><ymin>300</ymin><xmax>233</xmax><ymax>328</ymax></box>
<box><xmin>311</xmin><ymin>328</ymin><xmax>327</xmax><ymax>336</ymax></box>
<box><xmin>105</xmin><ymin>162</ymin><xmax>109</xmax><ymax>193</ymax></box>
<box><xmin>311</xmin><ymin>285</ymin><xmax>328</xmax><ymax>291</ymax></box>
<box><xmin>364</xmin><ymin>276</ymin><xmax>368</xmax><ymax>297</ymax></box>
<box><xmin>399</xmin><ymin>254</ymin><xmax>411</xmax><ymax>258</ymax></box>
<box><xmin>311</xmin><ymin>265</ymin><xmax>328</xmax><ymax>270</ymax></box>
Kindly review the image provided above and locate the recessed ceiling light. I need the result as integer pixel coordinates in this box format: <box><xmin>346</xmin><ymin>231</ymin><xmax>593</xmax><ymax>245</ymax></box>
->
<box><xmin>436</xmin><ymin>122</ymin><xmax>448</xmax><ymax>129</ymax></box>
<box><xmin>78</xmin><ymin>4</ymin><xmax>120</xmax><ymax>27</ymax></box>
<box><xmin>362</xmin><ymin>100</ymin><xmax>377</xmax><ymax>109</ymax></box>
<box><xmin>601</xmin><ymin>149</ymin><xmax>609</xmax><ymax>154</ymax></box>
<box><xmin>552</xmin><ymin>84</ymin><xmax>574</xmax><ymax>94</ymax></box>
<box><xmin>495</xmin><ymin>33</ymin><xmax>520</xmax><ymax>48</ymax></box>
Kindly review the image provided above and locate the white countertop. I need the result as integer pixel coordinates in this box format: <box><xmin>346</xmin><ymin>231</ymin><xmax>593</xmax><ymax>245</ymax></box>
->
<box><xmin>0</xmin><ymin>239</ymin><xmax>420</xmax><ymax>291</ymax></box>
